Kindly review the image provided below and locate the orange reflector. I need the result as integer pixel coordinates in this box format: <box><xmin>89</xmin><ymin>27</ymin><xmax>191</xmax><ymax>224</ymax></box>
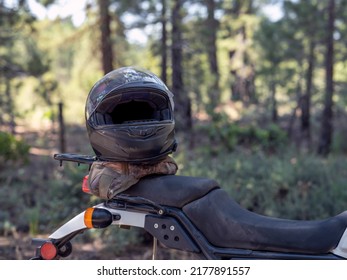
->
<box><xmin>84</xmin><ymin>207</ymin><xmax>94</xmax><ymax>228</ymax></box>
<box><xmin>82</xmin><ymin>175</ymin><xmax>91</xmax><ymax>194</ymax></box>
<box><xmin>40</xmin><ymin>242</ymin><xmax>57</xmax><ymax>260</ymax></box>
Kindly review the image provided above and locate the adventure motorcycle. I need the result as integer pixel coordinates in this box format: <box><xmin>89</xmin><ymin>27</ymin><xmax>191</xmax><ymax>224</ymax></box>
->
<box><xmin>31</xmin><ymin>153</ymin><xmax>347</xmax><ymax>260</ymax></box>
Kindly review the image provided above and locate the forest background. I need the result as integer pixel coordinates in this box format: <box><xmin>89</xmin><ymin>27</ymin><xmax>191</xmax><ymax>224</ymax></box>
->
<box><xmin>1</xmin><ymin>0</ymin><xmax>347</xmax><ymax>259</ymax></box>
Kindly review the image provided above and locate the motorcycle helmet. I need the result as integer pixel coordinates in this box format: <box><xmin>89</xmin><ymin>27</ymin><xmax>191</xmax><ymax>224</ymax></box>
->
<box><xmin>85</xmin><ymin>66</ymin><xmax>177</xmax><ymax>163</ymax></box>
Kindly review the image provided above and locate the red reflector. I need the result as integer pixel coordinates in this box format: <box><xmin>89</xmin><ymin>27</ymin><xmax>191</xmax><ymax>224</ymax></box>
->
<box><xmin>40</xmin><ymin>242</ymin><xmax>57</xmax><ymax>260</ymax></box>
<box><xmin>82</xmin><ymin>175</ymin><xmax>91</xmax><ymax>194</ymax></box>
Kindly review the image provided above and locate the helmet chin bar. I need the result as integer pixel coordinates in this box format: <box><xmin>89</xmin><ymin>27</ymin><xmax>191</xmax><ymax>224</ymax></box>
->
<box><xmin>87</xmin><ymin>119</ymin><xmax>176</xmax><ymax>164</ymax></box>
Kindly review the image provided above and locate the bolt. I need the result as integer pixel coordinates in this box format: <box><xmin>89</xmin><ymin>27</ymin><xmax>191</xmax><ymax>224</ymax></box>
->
<box><xmin>170</xmin><ymin>225</ymin><xmax>175</xmax><ymax>231</ymax></box>
<box><xmin>154</xmin><ymin>223</ymin><xmax>159</xmax><ymax>229</ymax></box>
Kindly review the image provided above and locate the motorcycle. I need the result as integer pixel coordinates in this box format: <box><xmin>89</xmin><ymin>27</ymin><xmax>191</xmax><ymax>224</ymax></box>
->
<box><xmin>31</xmin><ymin>153</ymin><xmax>347</xmax><ymax>260</ymax></box>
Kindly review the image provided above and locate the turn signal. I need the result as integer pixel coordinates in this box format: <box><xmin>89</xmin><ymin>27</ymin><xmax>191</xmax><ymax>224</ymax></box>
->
<box><xmin>84</xmin><ymin>207</ymin><xmax>113</xmax><ymax>229</ymax></box>
<box><xmin>40</xmin><ymin>242</ymin><xmax>57</xmax><ymax>260</ymax></box>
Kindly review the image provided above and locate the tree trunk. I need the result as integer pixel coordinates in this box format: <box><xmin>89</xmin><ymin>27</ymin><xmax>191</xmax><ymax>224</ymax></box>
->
<box><xmin>229</xmin><ymin>3</ymin><xmax>256</xmax><ymax>105</ymax></box>
<box><xmin>288</xmin><ymin>78</ymin><xmax>303</xmax><ymax>141</ymax></box>
<box><xmin>58</xmin><ymin>102</ymin><xmax>66</xmax><ymax>153</ymax></box>
<box><xmin>171</xmin><ymin>0</ymin><xmax>192</xmax><ymax>131</ymax></box>
<box><xmin>161</xmin><ymin>0</ymin><xmax>168</xmax><ymax>84</ymax></box>
<box><xmin>98</xmin><ymin>0</ymin><xmax>114</xmax><ymax>75</ymax></box>
<box><xmin>5</xmin><ymin>77</ymin><xmax>16</xmax><ymax>134</ymax></box>
<box><xmin>271</xmin><ymin>81</ymin><xmax>278</xmax><ymax>123</ymax></box>
<box><xmin>301</xmin><ymin>39</ymin><xmax>315</xmax><ymax>141</ymax></box>
<box><xmin>318</xmin><ymin>0</ymin><xmax>335</xmax><ymax>156</ymax></box>
<box><xmin>205</xmin><ymin>0</ymin><xmax>220</xmax><ymax>112</ymax></box>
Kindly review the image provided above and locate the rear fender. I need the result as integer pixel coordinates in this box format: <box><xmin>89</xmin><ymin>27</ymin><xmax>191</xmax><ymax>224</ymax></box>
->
<box><xmin>49</xmin><ymin>203</ymin><xmax>147</xmax><ymax>240</ymax></box>
<box><xmin>332</xmin><ymin>228</ymin><xmax>347</xmax><ymax>258</ymax></box>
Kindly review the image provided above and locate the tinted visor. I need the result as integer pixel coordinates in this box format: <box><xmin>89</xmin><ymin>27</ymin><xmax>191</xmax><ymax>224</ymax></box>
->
<box><xmin>91</xmin><ymin>90</ymin><xmax>172</xmax><ymax>126</ymax></box>
<box><xmin>86</xmin><ymin>67</ymin><xmax>172</xmax><ymax>120</ymax></box>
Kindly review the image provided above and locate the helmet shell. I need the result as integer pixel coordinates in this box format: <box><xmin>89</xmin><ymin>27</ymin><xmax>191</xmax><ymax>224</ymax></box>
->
<box><xmin>85</xmin><ymin>67</ymin><xmax>177</xmax><ymax>163</ymax></box>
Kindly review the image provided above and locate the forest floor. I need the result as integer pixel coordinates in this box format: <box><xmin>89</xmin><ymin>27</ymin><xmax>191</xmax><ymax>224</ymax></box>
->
<box><xmin>0</xmin><ymin>234</ymin><xmax>196</xmax><ymax>260</ymax></box>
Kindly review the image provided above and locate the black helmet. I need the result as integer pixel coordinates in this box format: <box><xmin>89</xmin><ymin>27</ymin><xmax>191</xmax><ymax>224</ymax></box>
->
<box><xmin>85</xmin><ymin>66</ymin><xmax>177</xmax><ymax>163</ymax></box>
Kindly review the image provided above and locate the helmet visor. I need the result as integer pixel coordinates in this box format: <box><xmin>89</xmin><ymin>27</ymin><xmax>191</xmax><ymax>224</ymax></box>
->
<box><xmin>86</xmin><ymin>67</ymin><xmax>172</xmax><ymax>119</ymax></box>
<box><xmin>91</xmin><ymin>90</ymin><xmax>173</xmax><ymax>126</ymax></box>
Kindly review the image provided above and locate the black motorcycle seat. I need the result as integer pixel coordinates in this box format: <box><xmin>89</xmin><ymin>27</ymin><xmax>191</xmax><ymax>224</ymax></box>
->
<box><xmin>122</xmin><ymin>175</ymin><xmax>219</xmax><ymax>208</ymax></box>
<box><xmin>183</xmin><ymin>188</ymin><xmax>347</xmax><ymax>255</ymax></box>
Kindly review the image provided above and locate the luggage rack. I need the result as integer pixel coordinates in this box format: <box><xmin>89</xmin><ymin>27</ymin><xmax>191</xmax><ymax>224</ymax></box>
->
<box><xmin>53</xmin><ymin>153</ymin><xmax>97</xmax><ymax>168</ymax></box>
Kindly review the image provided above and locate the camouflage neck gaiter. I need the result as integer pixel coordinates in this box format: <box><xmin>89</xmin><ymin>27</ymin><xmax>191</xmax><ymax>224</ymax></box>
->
<box><xmin>88</xmin><ymin>156</ymin><xmax>178</xmax><ymax>199</ymax></box>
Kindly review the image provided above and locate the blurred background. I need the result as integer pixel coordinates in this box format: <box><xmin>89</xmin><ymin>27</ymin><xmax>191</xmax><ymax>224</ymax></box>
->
<box><xmin>1</xmin><ymin>0</ymin><xmax>347</xmax><ymax>259</ymax></box>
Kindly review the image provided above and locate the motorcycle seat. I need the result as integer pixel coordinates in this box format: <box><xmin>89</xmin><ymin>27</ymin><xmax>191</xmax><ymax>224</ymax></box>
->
<box><xmin>183</xmin><ymin>188</ymin><xmax>347</xmax><ymax>255</ymax></box>
<box><xmin>122</xmin><ymin>174</ymin><xmax>219</xmax><ymax>208</ymax></box>
<box><xmin>121</xmin><ymin>174</ymin><xmax>347</xmax><ymax>255</ymax></box>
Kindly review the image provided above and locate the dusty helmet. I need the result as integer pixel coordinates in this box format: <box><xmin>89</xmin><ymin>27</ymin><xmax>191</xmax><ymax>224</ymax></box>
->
<box><xmin>85</xmin><ymin>66</ymin><xmax>177</xmax><ymax>163</ymax></box>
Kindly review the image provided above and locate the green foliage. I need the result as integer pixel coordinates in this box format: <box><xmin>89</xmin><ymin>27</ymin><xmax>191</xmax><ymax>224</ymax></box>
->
<box><xmin>199</xmin><ymin>113</ymin><xmax>288</xmax><ymax>154</ymax></box>
<box><xmin>26</xmin><ymin>207</ymin><xmax>40</xmax><ymax>235</ymax></box>
<box><xmin>88</xmin><ymin>227</ymin><xmax>145</xmax><ymax>255</ymax></box>
<box><xmin>331</xmin><ymin>116</ymin><xmax>347</xmax><ymax>154</ymax></box>
<box><xmin>43</xmin><ymin>163</ymin><xmax>96</xmax><ymax>228</ymax></box>
<box><xmin>0</xmin><ymin>160</ymin><xmax>92</xmax><ymax>235</ymax></box>
<box><xmin>0</xmin><ymin>131</ymin><xmax>30</xmax><ymax>165</ymax></box>
<box><xmin>176</xmin><ymin>147</ymin><xmax>347</xmax><ymax>220</ymax></box>
<box><xmin>37</xmin><ymin>0</ymin><xmax>56</xmax><ymax>7</ymax></box>
<box><xmin>25</xmin><ymin>40</ymin><xmax>51</xmax><ymax>77</ymax></box>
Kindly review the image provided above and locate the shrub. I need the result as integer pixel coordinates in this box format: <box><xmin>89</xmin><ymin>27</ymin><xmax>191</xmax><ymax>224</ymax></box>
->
<box><xmin>0</xmin><ymin>131</ymin><xmax>30</xmax><ymax>166</ymax></box>
<box><xmin>197</xmin><ymin>114</ymin><xmax>288</xmax><ymax>153</ymax></box>
<box><xmin>176</xmin><ymin>147</ymin><xmax>347</xmax><ymax>220</ymax></box>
